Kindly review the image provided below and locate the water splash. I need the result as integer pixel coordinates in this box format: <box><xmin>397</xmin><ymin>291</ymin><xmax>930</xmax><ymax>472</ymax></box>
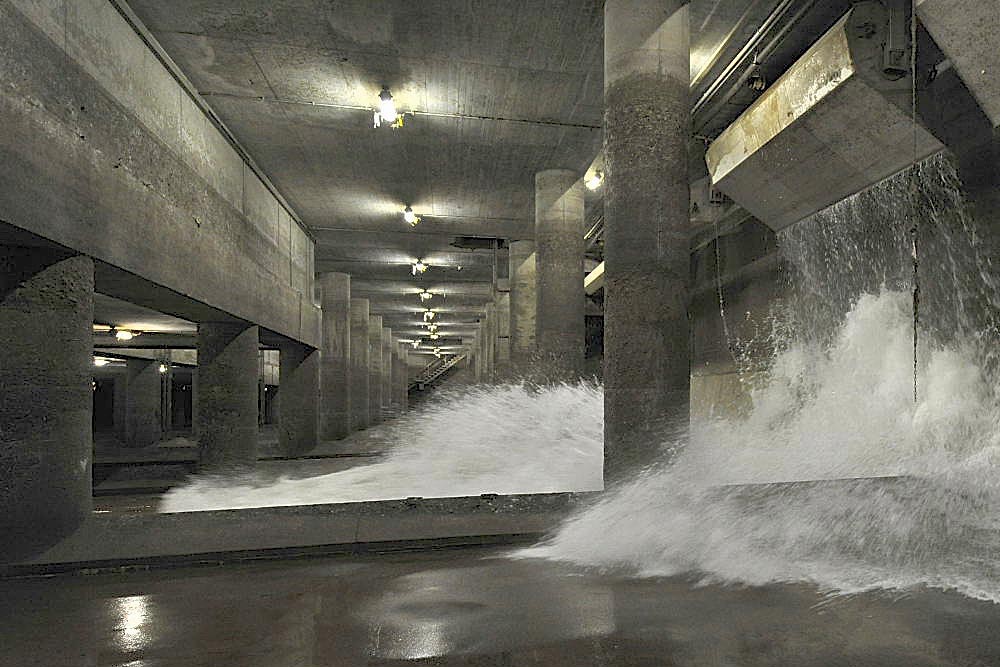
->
<box><xmin>523</xmin><ymin>155</ymin><xmax>1000</xmax><ymax>603</ymax></box>
<box><xmin>160</xmin><ymin>382</ymin><xmax>604</xmax><ymax>512</ymax></box>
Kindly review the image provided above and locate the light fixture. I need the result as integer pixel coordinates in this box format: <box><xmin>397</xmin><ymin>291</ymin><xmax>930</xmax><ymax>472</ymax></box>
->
<box><xmin>94</xmin><ymin>357</ymin><xmax>110</xmax><ymax>367</ymax></box>
<box><xmin>411</xmin><ymin>260</ymin><xmax>428</xmax><ymax>275</ymax></box>
<box><xmin>585</xmin><ymin>171</ymin><xmax>604</xmax><ymax>190</ymax></box>
<box><xmin>418</xmin><ymin>290</ymin><xmax>433</xmax><ymax>302</ymax></box>
<box><xmin>403</xmin><ymin>205</ymin><xmax>419</xmax><ymax>226</ymax></box>
<box><xmin>423</xmin><ymin>310</ymin><xmax>436</xmax><ymax>322</ymax></box>
<box><xmin>411</xmin><ymin>340</ymin><xmax>420</xmax><ymax>348</ymax></box>
<box><xmin>374</xmin><ymin>85</ymin><xmax>403</xmax><ymax>128</ymax></box>
<box><xmin>158</xmin><ymin>363</ymin><xmax>168</xmax><ymax>374</ymax></box>
<box><xmin>429</xmin><ymin>333</ymin><xmax>439</xmax><ymax>340</ymax></box>
<box><xmin>114</xmin><ymin>329</ymin><xmax>137</xmax><ymax>341</ymax></box>
<box><xmin>427</xmin><ymin>323</ymin><xmax>438</xmax><ymax>333</ymax></box>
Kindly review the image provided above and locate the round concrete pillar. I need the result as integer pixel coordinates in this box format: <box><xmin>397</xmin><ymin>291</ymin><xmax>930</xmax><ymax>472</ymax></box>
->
<box><xmin>508</xmin><ymin>240</ymin><xmax>537</xmax><ymax>369</ymax></box>
<box><xmin>349</xmin><ymin>299</ymin><xmax>370</xmax><ymax>430</ymax></box>
<box><xmin>278</xmin><ymin>341</ymin><xmax>319</xmax><ymax>456</ymax></box>
<box><xmin>604</xmin><ymin>0</ymin><xmax>691</xmax><ymax>481</ymax></box>
<box><xmin>318</xmin><ymin>273</ymin><xmax>351</xmax><ymax>440</ymax></box>
<box><xmin>0</xmin><ymin>247</ymin><xmax>93</xmax><ymax>560</ymax></box>
<box><xmin>535</xmin><ymin>169</ymin><xmax>585</xmax><ymax>378</ymax></box>
<box><xmin>196</xmin><ymin>322</ymin><xmax>259</xmax><ymax>469</ymax></box>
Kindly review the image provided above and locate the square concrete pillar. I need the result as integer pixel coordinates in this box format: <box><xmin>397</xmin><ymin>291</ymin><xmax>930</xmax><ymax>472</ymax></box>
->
<box><xmin>120</xmin><ymin>358</ymin><xmax>162</xmax><ymax>448</ymax></box>
<box><xmin>0</xmin><ymin>246</ymin><xmax>93</xmax><ymax>560</ymax></box>
<box><xmin>196</xmin><ymin>322</ymin><xmax>259</xmax><ymax>469</ymax></box>
<box><xmin>278</xmin><ymin>341</ymin><xmax>319</xmax><ymax>456</ymax></box>
<box><xmin>368</xmin><ymin>315</ymin><xmax>384</xmax><ymax>425</ymax></box>
<box><xmin>381</xmin><ymin>327</ymin><xmax>393</xmax><ymax>418</ymax></box>
<box><xmin>318</xmin><ymin>273</ymin><xmax>351</xmax><ymax>440</ymax></box>
<box><xmin>349</xmin><ymin>299</ymin><xmax>370</xmax><ymax>430</ymax></box>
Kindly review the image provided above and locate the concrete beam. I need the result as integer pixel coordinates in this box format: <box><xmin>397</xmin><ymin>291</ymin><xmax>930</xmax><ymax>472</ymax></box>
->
<box><xmin>917</xmin><ymin>0</ymin><xmax>1000</xmax><ymax>128</ymax></box>
<box><xmin>705</xmin><ymin>3</ymin><xmax>942</xmax><ymax>232</ymax></box>
<box><xmin>0</xmin><ymin>1</ymin><xmax>319</xmax><ymax>346</ymax></box>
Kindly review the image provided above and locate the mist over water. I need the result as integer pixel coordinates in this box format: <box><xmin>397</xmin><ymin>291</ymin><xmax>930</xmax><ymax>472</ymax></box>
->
<box><xmin>161</xmin><ymin>382</ymin><xmax>604</xmax><ymax>512</ymax></box>
<box><xmin>522</xmin><ymin>154</ymin><xmax>1000</xmax><ymax>602</ymax></box>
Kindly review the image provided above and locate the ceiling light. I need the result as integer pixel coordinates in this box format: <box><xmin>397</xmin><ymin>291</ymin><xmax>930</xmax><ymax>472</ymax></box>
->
<box><xmin>585</xmin><ymin>171</ymin><xmax>604</xmax><ymax>190</ymax></box>
<box><xmin>94</xmin><ymin>357</ymin><xmax>110</xmax><ymax>367</ymax></box>
<box><xmin>374</xmin><ymin>86</ymin><xmax>402</xmax><ymax>128</ymax></box>
<box><xmin>418</xmin><ymin>290</ymin><xmax>433</xmax><ymax>302</ymax></box>
<box><xmin>403</xmin><ymin>205</ymin><xmax>419</xmax><ymax>226</ymax></box>
<box><xmin>427</xmin><ymin>323</ymin><xmax>438</xmax><ymax>332</ymax></box>
<box><xmin>411</xmin><ymin>260</ymin><xmax>428</xmax><ymax>275</ymax></box>
<box><xmin>158</xmin><ymin>363</ymin><xmax>168</xmax><ymax>374</ymax></box>
<box><xmin>411</xmin><ymin>340</ymin><xmax>420</xmax><ymax>348</ymax></box>
<box><xmin>114</xmin><ymin>329</ymin><xmax>136</xmax><ymax>341</ymax></box>
<box><xmin>429</xmin><ymin>333</ymin><xmax>439</xmax><ymax>340</ymax></box>
<box><xmin>423</xmin><ymin>310</ymin><xmax>436</xmax><ymax>321</ymax></box>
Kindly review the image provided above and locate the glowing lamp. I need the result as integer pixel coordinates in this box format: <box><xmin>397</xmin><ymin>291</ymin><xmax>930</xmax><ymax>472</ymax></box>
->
<box><xmin>403</xmin><ymin>205</ymin><xmax>418</xmax><ymax>226</ymax></box>
<box><xmin>585</xmin><ymin>171</ymin><xmax>604</xmax><ymax>190</ymax></box>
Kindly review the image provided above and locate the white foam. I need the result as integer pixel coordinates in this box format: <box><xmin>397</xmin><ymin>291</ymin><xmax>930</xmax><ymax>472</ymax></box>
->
<box><xmin>520</xmin><ymin>289</ymin><xmax>1000</xmax><ymax>603</ymax></box>
<box><xmin>160</xmin><ymin>382</ymin><xmax>604</xmax><ymax>512</ymax></box>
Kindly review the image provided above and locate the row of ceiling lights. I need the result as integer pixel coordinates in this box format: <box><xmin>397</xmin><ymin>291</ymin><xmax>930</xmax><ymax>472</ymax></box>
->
<box><xmin>377</xmin><ymin>86</ymin><xmax>491</xmax><ymax>360</ymax></box>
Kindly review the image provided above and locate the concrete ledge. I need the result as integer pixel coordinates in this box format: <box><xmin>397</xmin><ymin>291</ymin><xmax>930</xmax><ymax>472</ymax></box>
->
<box><xmin>1</xmin><ymin>492</ymin><xmax>594</xmax><ymax>577</ymax></box>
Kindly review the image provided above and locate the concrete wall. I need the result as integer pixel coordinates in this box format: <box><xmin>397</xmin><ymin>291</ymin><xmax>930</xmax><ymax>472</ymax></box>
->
<box><xmin>0</xmin><ymin>0</ymin><xmax>319</xmax><ymax>346</ymax></box>
<box><xmin>688</xmin><ymin>220</ymin><xmax>784</xmax><ymax>420</ymax></box>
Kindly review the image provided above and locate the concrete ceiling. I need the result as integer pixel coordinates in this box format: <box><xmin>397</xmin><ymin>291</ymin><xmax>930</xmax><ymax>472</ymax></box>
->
<box><xmin>123</xmin><ymin>0</ymin><xmax>837</xmax><ymax>354</ymax></box>
<box><xmin>125</xmin><ymin>0</ymin><xmax>606</xmax><ymax>352</ymax></box>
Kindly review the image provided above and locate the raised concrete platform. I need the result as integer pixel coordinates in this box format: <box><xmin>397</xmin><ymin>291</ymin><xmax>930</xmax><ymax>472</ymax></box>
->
<box><xmin>1</xmin><ymin>492</ymin><xmax>591</xmax><ymax>576</ymax></box>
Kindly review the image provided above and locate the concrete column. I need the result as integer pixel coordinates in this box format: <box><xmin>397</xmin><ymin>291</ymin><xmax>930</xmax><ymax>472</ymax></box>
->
<box><xmin>477</xmin><ymin>318</ymin><xmax>488</xmax><ymax>381</ymax></box>
<box><xmin>0</xmin><ymin>247</ymin><xmax>93</xmax><ymax>559</ymax></box>
<box><xmin>196</xmin><ymin>322</ymin><xmax>259</xmax><ymax>469</ymax></box>
<box><xmin>473</xmin><ymin>328</ymin><xmax>484</xmax><ymax>382</ymax></box>
<box><xmin>368</xmin><ymin>315</ymin><xmax>383</xmax><ymax>425</ymax></box>
<box><xmin>535</xmin><ymin>169</ymin><xmax>585</xmax><ymax>379</ymax></box>
<box><xmin>509</xmin><ymin>241</ymin><xmax>537</xmax><ymax>368</ymax></box>
<box><xmin>495</xmin><ymin>290</ymin><xmax>511</xmax><ymax>373</ymax></box>
<box><xmin>122</xmin><ymin>358</ymin><xmax>162</xmax><ymax>447</ymax></box>
<box><xmin>381</xmin><ymin>327</ymin><xmax>393</xmax><ymax>418</ymax></box>
<box><xmin>488</xmin><ymin>301</ymin><xmax>498</xmax><ymax>379</ymax></box>
<box><xmin>278</xmin><ymin>341</ymin><xmax>319</xmax><ymax>456</ymax></box>
<box><xmin>394</xmin><ymin>344</ymin><xmax>409</xmax><ymax>411</ymax></box>
<box><xmin>349</xmin><ymin>299</ymin><xmax>370</xmax><ymax>430</ymax></box>
<box><xmin>604</xmin><ymin>0</ymin><xmax>690</xmax><ymax>481</ymax></box>
<box><xmin>318</xmin><ymin>272</ymin><xmax>351</xmax><ymax>440</ymax></box>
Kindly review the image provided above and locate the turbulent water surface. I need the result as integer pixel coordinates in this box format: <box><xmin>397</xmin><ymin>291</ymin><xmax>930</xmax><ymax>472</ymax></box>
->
<box><xmin>161</xmin><ymin>382</ymin><xmax>604</xmax><ymax>511</ymax></box>
<box><xmin>165</xmin><ymin>155</ymin><xmax>1000</xmax><ymax>603</ymax></box>
<box><xmin>524</xmin><ymin>155</ymin><xmax>1000</xmax><ymax>603</ymax></box>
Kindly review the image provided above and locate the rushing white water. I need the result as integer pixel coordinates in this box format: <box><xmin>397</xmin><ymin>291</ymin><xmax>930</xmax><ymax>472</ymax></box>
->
<box><xmin>160</xmin><ymin>382</ymin><xmax>604</xmax><ymax>512</ymax></box>
<box><xmin>520</xmin><ymin>288</ymin><xmax>1000</xmax><ymax>602</ymax></box>
<box><xmin>523</xmin><ymin>155</ymin><xmax>1000</xmax><ymax>603</ymax></box>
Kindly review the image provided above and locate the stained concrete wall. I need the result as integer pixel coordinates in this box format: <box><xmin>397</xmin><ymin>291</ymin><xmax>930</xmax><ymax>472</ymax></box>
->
<box><xmin>688</xmin><ymin>221</ymin><xmax>784</xmax><ymax>421</ymax></box>
<box><xmin>0</xmin><ymin>0</ymin><xmax>318</xmax><ymax>346</ymax></box>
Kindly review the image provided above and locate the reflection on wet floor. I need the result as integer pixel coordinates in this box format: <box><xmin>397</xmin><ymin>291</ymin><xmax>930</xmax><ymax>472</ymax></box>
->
<box><xmin>3</xmin><ymin>547</ymin><xmax>1000</xmax><ymax>666</ymax></box>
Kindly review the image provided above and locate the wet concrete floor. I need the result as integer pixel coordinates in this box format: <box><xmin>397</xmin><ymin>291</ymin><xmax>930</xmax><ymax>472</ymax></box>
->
<box><xmin>2</xmin><ymin>546</ymin><xmax>999</xmax><ymax>666</ymax></box>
